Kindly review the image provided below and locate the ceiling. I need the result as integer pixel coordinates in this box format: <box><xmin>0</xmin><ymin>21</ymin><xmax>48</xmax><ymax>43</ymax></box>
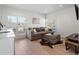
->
<box><xmin>0</xmin><ymin>4</ymin><xmax>74</xmax><ymax>14</ymax></box>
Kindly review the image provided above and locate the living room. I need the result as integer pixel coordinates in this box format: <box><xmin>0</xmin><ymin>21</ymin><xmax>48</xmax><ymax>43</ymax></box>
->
<box><xmin>0</xmin><ymin>4</ymin><xmax>79</xmax><ymax>55</ymax></box>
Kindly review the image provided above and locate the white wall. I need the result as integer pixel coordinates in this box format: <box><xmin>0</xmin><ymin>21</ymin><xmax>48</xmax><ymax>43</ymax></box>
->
<box><xmin>0</xmin><ymin>7</ymin><xmax>2</xmax><ymax>23</ymax></box>
<box><xmin>0</xmin><ymin>6</ymin><xmax>45</xmax><ymax>29</ymax></box>
<box><xmin>78</xmin><ymin>21</ymin><xmax>79</xmax><ymax>33</ymax></box>
<box><xmin>0</xmin><ymin>5</ymin><xmax>79</xmax><ymax>37</ymax></box>
<box><xmin>47</xmin><ymin>6</ymin><xmax>79</xmax><ymax>37</ymax></box>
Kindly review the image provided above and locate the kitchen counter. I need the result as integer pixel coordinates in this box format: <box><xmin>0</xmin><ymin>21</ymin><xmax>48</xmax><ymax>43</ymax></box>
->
<box><xmin>0</xmin><ymin>29</ymin><xmax>15</xmax><ymax>39</ymax></box>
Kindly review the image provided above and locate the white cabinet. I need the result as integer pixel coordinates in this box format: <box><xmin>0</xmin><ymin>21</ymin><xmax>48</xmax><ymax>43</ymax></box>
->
<box><xmin>0</xmin><ymin>38</ymin><xmax>14</xmax><ymax>55</ymax></box>
<box><xmin>0</xmin><ymin>29</ymin><xmax>15</xmax><ymax>55</ymax></box>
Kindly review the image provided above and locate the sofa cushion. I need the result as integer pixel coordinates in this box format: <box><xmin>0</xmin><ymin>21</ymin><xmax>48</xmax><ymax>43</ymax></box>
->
<box><xmin>35</xmin><ymin>28</ymin><xmax>40</xmax><ymax>32</ymax></box>
<box><xmin>40</xmin><ymin>27</ymin><xmax>45</xmax><ymax>31</ymax></box>
<box><xmin>66</xmin><ymin>33</ymin><xmax>79</xmax><ymax>43</ymax></box>
<box><xmin>36</xmin><ymin>27</ymin><xmax>45</xmax><ymax>32</ymax></box>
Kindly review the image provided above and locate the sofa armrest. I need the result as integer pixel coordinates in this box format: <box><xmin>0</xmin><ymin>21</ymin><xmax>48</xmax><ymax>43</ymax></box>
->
<box><xmin>26</xmin><ymin>29</ymin><xmax>32</xmax><ymax>40</ymax></box>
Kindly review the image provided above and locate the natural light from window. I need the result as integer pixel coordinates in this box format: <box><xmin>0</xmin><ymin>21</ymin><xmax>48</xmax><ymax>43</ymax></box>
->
<box><xmin>7</xmin><ymin>16</ymin><xmax>26</xmax><ymax>23</ymax></box>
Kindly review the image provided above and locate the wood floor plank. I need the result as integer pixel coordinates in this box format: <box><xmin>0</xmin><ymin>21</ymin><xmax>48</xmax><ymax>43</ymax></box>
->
<box><xmin>15</xmin><ymin>38</ymin><xmax>76</xmax><ymax>55</ymax></box>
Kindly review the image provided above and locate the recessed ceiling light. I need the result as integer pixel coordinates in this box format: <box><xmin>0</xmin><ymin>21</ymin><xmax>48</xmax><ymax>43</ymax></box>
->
<box><xmin>59</xmin><ymin>4</ymin><xmax>63</xmax><ymax>7</ymax></box>
<box><xmin>43</xmin><ymin>10</ymin><xmax>48</xmax><ymax>14</ymax></box>
<box><xmin>16</xmin><ymin>4</ymin><xmax>21</xmax><ymax>6</ymax></box>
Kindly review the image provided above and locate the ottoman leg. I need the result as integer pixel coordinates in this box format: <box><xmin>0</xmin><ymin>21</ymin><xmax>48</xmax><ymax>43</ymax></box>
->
<box><xmin>65</xmin><ymin>43</ymin><xmax>69</xmax><ymax>50</ymax></box>
<box><xmin>75</xmin><ymin>47</ymin><xmax>78</xmax><ymax>54</ymax></box>
<box><xmin>47</xmin><ymin>42</ymin><xmax>53</xmax><ymax>48</ymax></box>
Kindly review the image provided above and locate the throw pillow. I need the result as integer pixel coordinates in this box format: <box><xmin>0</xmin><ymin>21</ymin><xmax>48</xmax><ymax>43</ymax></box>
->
<box><xmin>33</xmin><ymin>29</ymin><xmax>37</xmax><ymax>32</ymax></box>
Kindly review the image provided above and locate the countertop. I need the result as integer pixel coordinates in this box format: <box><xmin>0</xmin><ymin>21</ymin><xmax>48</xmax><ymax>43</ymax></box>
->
<box><xmin>0</xmin><ymin>29</ymin><xmax>15</xmax><ymax>39</ymax></box>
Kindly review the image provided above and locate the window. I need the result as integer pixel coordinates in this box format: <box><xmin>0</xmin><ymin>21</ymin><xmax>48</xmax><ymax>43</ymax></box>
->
<box><xmin>18</xmin><ymin>16</ymin><xmax>25</xmax><ymax>23</ymax></box>
<box><xmin>7</xmin><ymin>16</ymin><xmax>25</xmax><ymax>23</ymax></box>
<box><xmin>8</xmin><ymin>16</ymin><xmax>17</xmax><ymax>23</ymax></box>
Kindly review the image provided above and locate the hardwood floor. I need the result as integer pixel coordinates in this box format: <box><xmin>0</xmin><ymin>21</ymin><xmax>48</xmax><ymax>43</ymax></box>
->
<box><xmin>15</xmin><ymin>38</ymin><xmax>76</xmax><ymax>55</ymax></box>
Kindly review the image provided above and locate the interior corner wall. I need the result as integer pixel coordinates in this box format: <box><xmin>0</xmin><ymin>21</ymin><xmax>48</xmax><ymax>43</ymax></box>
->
<box><xmin>0</xmin><ymin>7</ymin><xmax>2</xmax><ymax>23</ymax></box>
<box><xmin>78</xmin><ymin>20</ymin><xmax>79</xmax><ymax>33</ymax></box>
<box><xmin>46</xmin><ymin>6</ymin><xmax>78</xmax><ymax>37</ymax></box>
<box><xmin>0</xmin><ymin>6</ymin><xmax>45</xmax><ymax>29</ymax></box>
